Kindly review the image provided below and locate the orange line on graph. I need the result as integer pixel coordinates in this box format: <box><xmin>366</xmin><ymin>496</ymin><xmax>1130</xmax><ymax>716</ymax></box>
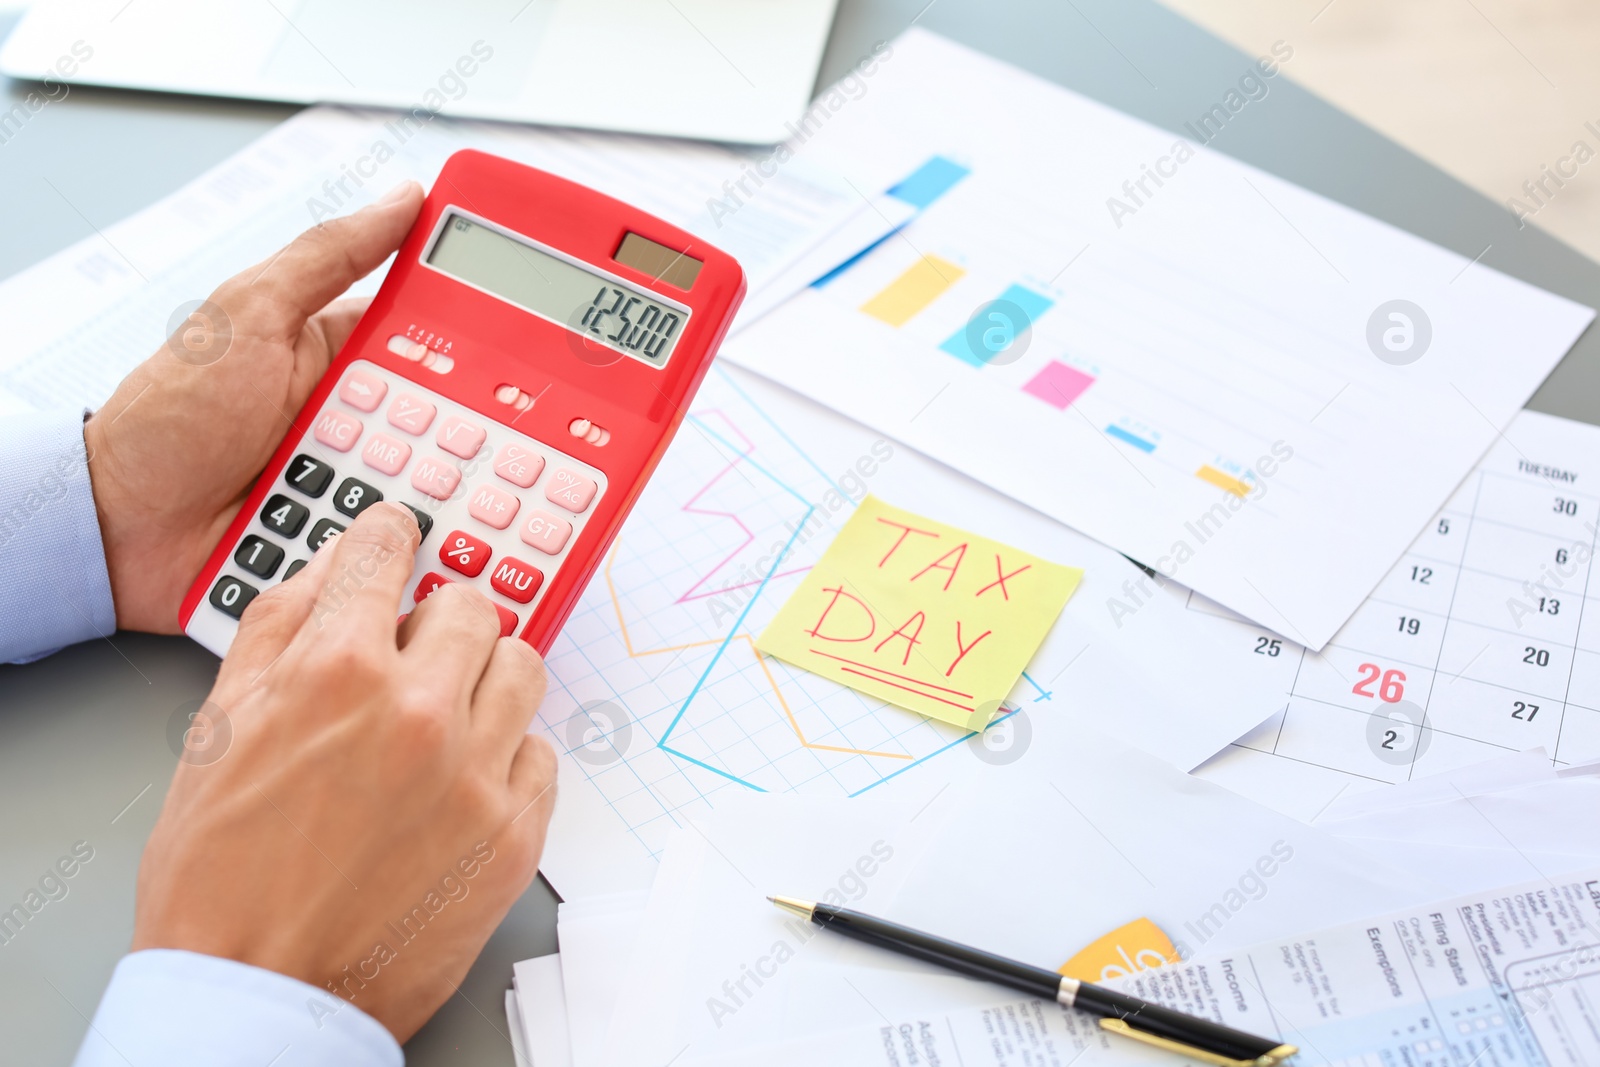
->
<box><xmin>604</xmin><ymin>541</ymin><xmax>914</xmax><ymax>761</ymax></box>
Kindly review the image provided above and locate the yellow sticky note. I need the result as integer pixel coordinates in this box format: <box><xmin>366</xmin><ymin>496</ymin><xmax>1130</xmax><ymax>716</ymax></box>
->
<box><xmin>1058</xmin><ymin>918</ymin><xmax>1181</xmax><ymax>983</ymax></box>
<box><xmin>755</xmin><ymin>496</ymin><xmax>1081</xmax><ymax>730</ymax></box>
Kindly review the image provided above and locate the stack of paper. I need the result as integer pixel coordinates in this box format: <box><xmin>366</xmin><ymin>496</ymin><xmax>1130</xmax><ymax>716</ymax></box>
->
<box><xmin>481</xmin><ymin>30</ymin><xmax>1600</xmax><ymax>1067</ymax></box>
<box><xmin>507</xmin><ymin>738</ymin><xmax>1600</xmax><ymax>1065</ymax></box>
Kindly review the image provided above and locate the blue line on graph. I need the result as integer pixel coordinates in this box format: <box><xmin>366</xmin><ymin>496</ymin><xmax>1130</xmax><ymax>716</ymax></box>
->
<box><xmin>653</xmin><ymin>376</ymin><xmax>1006</xmax><ymax>796</ymax></box>
<box><xmin>659</xmin><ymin>745</ymin><xmax>770</xmax><ymax>792</ymax></box>
<box><xmin>812</xmin><ymin>233</ymin><xmax>895</xmax><ymax>289</ymax></box>
<box><xmin>655</xmin><ymin>507</ymin><xmax>812</xmax><ymax>761</ymax></box>
<box><xmin>715</xmin><ymin>366</ymin><xmax>851</xmax><ymax>500</ymax></box>
<box><xmin>1106</xmin><ymin>424</ymin><xmax>1156</xmax><ymax>452</ymax></box>
<box><xmin>685</xmin><ymin>409</ymin><xmax>811</xmax><ymax>511</ymax></box>
<box><xmin>1020</xmin><ymin>670</ymin><xmax>1052</xmax><ymax>702</ymax></box>
<box><xmin>812</xmin><ymin>156</ymin><xmax>970</xmax><ymax>288</ymax></box>
<box><xmin>847</xmin><ymin>707</ymin><xmax>1019</xmax><ymax>797</ymax></box>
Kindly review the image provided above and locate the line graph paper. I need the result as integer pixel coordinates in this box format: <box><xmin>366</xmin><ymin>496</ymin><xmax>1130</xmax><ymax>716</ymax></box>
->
<box><xmin>536</xmin><ymin>365</ymin><xmax>1012</xmax><ymax>879</ymax></box>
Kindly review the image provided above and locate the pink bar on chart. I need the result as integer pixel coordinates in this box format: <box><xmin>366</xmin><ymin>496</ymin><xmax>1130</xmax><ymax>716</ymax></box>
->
<box><xmin>1021</xmin><ymin>361</ymin><xmax>1096</xmax><ymax>409</ymax></box>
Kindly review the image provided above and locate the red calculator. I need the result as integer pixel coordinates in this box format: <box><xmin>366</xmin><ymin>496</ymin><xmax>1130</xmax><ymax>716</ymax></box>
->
<box><xmin>181</xmin><ymin>150</ymin><xmax>745</xmax><ymax>657</ymax></box>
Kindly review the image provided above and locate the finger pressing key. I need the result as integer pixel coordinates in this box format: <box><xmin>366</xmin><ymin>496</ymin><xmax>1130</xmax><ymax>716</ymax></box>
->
<box><xmin>289</xmin><ymin>502</ymin><xmax>420</xmax><ymax>653</ymax></box>
<box><xmin>217</xmin><ymin>518</ymin><xmax>348</xmax><ymax>687</ymax></box>
<box><xmin>401</xmin><ymin>581</ymin><xmax>503</xmax><ymax>710</ymax></box>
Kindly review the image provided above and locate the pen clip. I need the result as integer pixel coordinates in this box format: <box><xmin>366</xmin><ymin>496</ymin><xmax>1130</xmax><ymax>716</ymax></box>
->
<box><xmin>1097</xmin><ymin>1018</ymin><xmax>1298</xmax><ymax>1067</ymax></box>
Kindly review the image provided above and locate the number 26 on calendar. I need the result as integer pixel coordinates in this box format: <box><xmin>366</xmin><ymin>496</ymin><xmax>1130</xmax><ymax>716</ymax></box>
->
<box><xmin>1353</xmin><ymin>663</ymin><xmax>1406</xmax><ymax>703</ymax></box>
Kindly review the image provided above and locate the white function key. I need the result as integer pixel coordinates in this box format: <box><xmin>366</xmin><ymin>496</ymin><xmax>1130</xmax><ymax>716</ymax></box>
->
<box><xmin>546</xmin><ymin>468</ymin><xmax>598</xmax><ymax>513</ymax></box>
<box><xmin>313</xmin><ymin>410</ymin><xmax>363</xmax><ymax>452</ymax></box>
<box><xmin>520</xmin><ymin>510</ymin><xmax>573</xmax><ymax>555</ymax></box>
<box><xmin>494</xmin><ymin>442</ymin><xmax>544</xmax><ymax>488</ymax></box>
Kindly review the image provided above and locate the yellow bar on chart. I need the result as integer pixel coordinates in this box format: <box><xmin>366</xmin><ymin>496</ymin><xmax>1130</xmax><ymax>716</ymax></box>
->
<box><xmin>1196</xmin><ymin>465</ymin><xmax>1251</xmax><ymax>497</ymax></box>
<box><xmin>859</xmin><ymin>255</ymin><xmax>965</xmax><ymax>327</ymax></box>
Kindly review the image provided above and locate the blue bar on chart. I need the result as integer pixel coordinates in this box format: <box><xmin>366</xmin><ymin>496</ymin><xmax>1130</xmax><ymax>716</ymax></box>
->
<box><xmin>939</xmin><ymin>283</ymin><xmax>1055</xmax><ymax>366</ymax></box>
<box><xmin>1106</xmin><ymin>424</ymin><xmax>1157</xmax><ymax>452</ymax></box>
<box><xmin>888</xmin><ymin>156</ymin><xmax>972</xmax><ymax>208</ymax></box>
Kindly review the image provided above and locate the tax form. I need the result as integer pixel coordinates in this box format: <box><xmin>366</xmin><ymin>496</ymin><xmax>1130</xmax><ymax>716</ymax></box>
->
<box><xmin>678</xmin><ymin>870</ymin><xmax>1600</xmax><ymax>1067</ymax></box>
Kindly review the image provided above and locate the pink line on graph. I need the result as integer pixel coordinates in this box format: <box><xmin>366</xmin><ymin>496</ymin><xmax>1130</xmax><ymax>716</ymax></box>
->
<box><xmin>674</xmin><ymin>409</ymin><xmax>811</xmax><ymax>604</ymax></box>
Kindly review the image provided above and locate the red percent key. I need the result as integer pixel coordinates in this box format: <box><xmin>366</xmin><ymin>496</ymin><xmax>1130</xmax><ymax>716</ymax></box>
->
<box><xmin>439</xmin><ymin>530</ymin><xmax>491</xmax><ymax>577</ymax></box>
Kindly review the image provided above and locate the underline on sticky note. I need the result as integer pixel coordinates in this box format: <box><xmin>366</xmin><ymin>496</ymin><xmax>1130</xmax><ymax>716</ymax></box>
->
<box><xmin>839</xmin><ymin>669</ymin><xmax>978</xmax><ymax>712</ymax></box>
<box><xmin>755</xmin><ymin>496</ymin><xmax>1082</xmax><ymax>729</ymax></box>
<box><xmin>809</xmin><ymin>650</ymin><xmax>975</xmax><ymax>699</ymax></box>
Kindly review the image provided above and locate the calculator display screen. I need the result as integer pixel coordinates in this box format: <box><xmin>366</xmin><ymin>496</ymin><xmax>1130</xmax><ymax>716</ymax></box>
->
<box><xmin>426</xmin><ymin>213</ymin><xmax>687</xmax><ymax>367</ymax></box>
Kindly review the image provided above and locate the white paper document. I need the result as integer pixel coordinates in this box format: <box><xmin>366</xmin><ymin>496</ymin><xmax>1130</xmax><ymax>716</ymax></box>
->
<box><xmin>1319</xmin><ymin>772</ymin><xmax>1600</xmax><ymax>897</ymax></box>
<box><xmin>0</xmin><ymin>104</ymin><xmax>873</xmax><ymax>413</ymax></box>
<box><xmin>594</xmin><ymin>722</ymin><xmax>1442</xmax><ymax>1067</ymax></box>
<box><xmin>723</xmin><ymin>29</ymin><xmax>1596</xmax><ymax>651</ymax></box>
<box><xmin>504</xmin><ymin>989</ymin><xmax>534</xmax><ymax>1067</ymax></box>
<box><xmin>0</xmin><ymin>0</ymin><xmax>841</xmax><ymax>144</ymax></box>
<box><xmin>512</xmin><ymin>952</ymin><xmax>573</xmax><ymax>1067</ymax></box>
<box><xmin>535</xmin><ymin>361</ymin><xmax>1300</xmax><ymax>897</ymax></box>
<box><xmin>1194</xmin><ymin>409</ymin><xmax>1600</xmax><ymax>818</ymax></box>
<box><xmin>681</xmin><ymin>869</ymin><xmax>1600</xmax><ymax>1067</ymax></box>
<box><xmin>555</xmin><ymin>894</ymin><xmax>649</xmax><ymax>1067</ymax></box>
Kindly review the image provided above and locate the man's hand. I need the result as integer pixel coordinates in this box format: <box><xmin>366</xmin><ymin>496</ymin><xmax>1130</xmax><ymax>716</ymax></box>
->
<box><xmin>133</xmin><ymin>503</ymin><xmax>558</xmax><ymax>1043</ymax></box>
<box><xmin>85</xmin><ymin>182</ymin><xmax>425</xmax><ymax>633</ymax></box>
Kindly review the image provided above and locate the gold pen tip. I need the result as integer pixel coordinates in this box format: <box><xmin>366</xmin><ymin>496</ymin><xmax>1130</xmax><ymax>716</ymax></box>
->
<box><xmin>767</xmin><ymin>894</ymin><xmax>817</xmax><ymax>920</ymax></box>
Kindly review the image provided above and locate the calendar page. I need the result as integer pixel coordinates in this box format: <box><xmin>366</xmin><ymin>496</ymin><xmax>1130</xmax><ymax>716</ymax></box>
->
<box><xmin>1193</xmin><ymin>409</ymin><xmax>1600</xmax><ymax>815</ymax></box>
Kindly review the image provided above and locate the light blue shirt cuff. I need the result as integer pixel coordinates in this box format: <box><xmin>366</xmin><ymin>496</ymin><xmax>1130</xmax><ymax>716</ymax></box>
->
<box><xmin>0</xmin><ymin>409</ymin><xmax>117</xmax><ymax>663</ymax></box>
<box><xmin>74</xmin><ymin>949</ymin><xmax>403</xmax><ymax>1067</ymax></box>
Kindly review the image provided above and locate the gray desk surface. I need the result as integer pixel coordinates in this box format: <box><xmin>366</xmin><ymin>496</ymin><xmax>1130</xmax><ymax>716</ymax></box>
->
<box><xmin>3</xmin><ymin>1</ymin><xmax>1598</xmax><ymax>1063</ymax></box>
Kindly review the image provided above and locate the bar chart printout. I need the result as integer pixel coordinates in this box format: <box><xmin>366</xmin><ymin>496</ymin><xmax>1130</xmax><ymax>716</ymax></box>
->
<box><xmin>724</xmin><ymin>29</ymin><xmax>1597</xmax><ymax>651</ymax></box>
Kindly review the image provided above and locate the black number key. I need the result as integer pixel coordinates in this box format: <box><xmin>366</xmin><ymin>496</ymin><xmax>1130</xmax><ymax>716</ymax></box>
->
<box><xmin>307</xmin><ymin>517</ymin><xmax>346</xmax><ymax>551</ymax></box>
<box><xmin>405</xmin><ymin>504</ymin><xmax>434</xmax><ymax>543</ymax></box>
<box><xmin>283</xmin><ymin>559</ymin><xmax>308</xmax><ymax>580</ymax></box>
<box><xmin>261</xmin><ymin>494</ymin><xmax>309</xmax><ymax>538</ymax></box>
<box><xmin>286</xmin><ymin>454</ymin><xmax>334</xmax><ymax>498</ymax></box>
<box><xmin>209</xmin><ymin>576</ymin><xmax>258</xmax><ymax>619</ymax></box>
<box><xmin>334</xmin><ymin>476</ymin><xmax>382</xmax><ymax>517</ymax></box>
<box><xmin>234</xmin><ymin>535</ymin><xmax>284</xmax><ymax>578</ymax></box>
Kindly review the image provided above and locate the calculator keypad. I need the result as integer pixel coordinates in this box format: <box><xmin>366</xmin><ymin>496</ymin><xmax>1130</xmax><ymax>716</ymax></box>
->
<box><xmin>190</xmin><ymin>359</ymin><xmax>607</xmax><ymax>655</ymax></box>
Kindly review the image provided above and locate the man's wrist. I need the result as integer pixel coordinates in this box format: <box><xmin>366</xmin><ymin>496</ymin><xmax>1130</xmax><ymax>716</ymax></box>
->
<box><xmin>75</xmin><ymin>949</ymin><xmax>403</xmax><ymax>1067</ymax></box>
<box><xmin>0</xmin><ymin>409</ymin><xmax>117</xmax><ymax>662</ymax></box>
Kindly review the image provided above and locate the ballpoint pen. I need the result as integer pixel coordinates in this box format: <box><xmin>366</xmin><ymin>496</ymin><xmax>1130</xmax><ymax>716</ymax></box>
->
<box><xmin>768</xmin><ymin>895</ymin><xmax>1297</xmax><ymax>1067</ymax></box>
